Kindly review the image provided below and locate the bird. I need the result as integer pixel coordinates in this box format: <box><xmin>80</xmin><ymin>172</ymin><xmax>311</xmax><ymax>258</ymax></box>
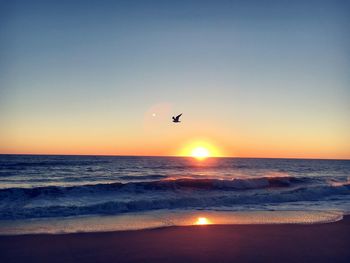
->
<box><xmin>172</xmin><ymin>113</ymin><xmax>182</xmax><ymax>123</ymax></box>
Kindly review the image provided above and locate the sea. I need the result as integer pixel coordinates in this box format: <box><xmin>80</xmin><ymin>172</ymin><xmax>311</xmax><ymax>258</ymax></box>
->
<box><xmin>0</xmin><ymin>155</ymin><xmax>349</xmax><ymax>234</ymax></box>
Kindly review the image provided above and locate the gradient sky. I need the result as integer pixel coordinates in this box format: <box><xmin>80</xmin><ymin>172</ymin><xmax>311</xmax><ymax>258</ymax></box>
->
<box><xmin>1</xmin><ymin>0</ymin><xmax>349</xmax><ymax>159</ymax></box>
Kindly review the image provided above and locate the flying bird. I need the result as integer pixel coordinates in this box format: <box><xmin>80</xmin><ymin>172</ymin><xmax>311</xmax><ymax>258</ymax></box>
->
<box><xmin>172</xmin><ymin>113</ymin><xmax>182</xmax><ymax>123</ymax></box>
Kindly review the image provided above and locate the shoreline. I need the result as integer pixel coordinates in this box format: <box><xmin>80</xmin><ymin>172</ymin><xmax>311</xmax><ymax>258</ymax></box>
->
<box><xmin>1</xmin><ymin>215</ymin><xmax>349</xmax><ymax>263</ymax></box>
<box><xmin>0</xmin><ymin>210</ymin><xmax>344</xmax><ymax>236</ymax></box>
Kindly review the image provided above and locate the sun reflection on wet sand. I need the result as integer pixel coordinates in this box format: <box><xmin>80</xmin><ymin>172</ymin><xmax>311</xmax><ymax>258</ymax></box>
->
<box><xmin>194</xmin><ymin>217</ymin><xmax>211</xmax><ymax>225</ymax></box>
<box><xmin>0</xmin><ymin>211</ymin><xmax>343</xmax><ymax>235</ymax></box>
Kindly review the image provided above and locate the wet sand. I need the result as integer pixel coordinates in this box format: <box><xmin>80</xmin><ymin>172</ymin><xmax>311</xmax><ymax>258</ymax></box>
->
<box><xmin>0</xmin><ymin>216</ymin><xmax>349</xmax><ymax>263</ymax></box>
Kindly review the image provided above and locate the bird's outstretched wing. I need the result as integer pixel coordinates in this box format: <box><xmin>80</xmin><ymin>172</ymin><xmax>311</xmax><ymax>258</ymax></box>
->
<box><xmin>175</xmin><ymin>113</ymin><xmax>182</xmax><ymax>121</ymax></box>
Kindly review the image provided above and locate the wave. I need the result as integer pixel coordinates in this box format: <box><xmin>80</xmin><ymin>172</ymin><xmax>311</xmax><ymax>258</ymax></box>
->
<box><xmin>328</xmin><ymin>177</ymin><xmax>350</xmax><ymax>187</ymax></box>
<box><xmin>118</xmin><ymin>175</ymin><xmax>168</xmax><ymax>181</ymax></box>
<box><xmin>0</xmin><ymin>176</ymin><xmax>304</xmax><ymax>200</ymax></box>
<box><xmin>1</xmin><ymin>183</ymin><xmax>349</xmax><ymax>219</ymax></box>
<box><xmin>0</xmin><ymin>160</ymin><xmax>106</xmax><ymax>167</ymax></box>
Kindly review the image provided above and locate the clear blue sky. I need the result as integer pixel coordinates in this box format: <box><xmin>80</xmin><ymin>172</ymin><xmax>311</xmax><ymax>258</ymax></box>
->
<box><xmin>1</xmin><ymin>0</ymin><xmax>349</xmax><ymax>158</ymax></box>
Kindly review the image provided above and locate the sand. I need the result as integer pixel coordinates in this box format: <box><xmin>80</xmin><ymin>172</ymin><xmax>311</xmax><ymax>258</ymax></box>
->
<box><xmin>0</xmin><ymin>215</ymin><xmax>349</xmax><ymax>263</ymax></box>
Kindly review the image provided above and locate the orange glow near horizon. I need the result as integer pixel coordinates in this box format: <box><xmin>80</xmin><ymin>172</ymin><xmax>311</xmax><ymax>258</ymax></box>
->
<box><xmin>1</xmin><ymin>129</ymin><xmax>349</xmax><ymax>159</ymax></box>
<box><xmin>194</xmin><ymin>217</ymin><xmax>211</xmax><ymax>225</ymax></box>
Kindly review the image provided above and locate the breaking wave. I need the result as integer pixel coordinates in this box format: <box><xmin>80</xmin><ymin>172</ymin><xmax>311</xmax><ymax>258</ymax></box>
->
<box><xmin>0</xmin><ymin>176</ymin><xmax>301</xmax><ymax>200</ymax></box>
<box><xmin>1</xmin><ymin>183</ymin><xmax>349</xmax><ymax>219</ymax></box>
<box><xmin>1</xmin><ymin>175</ymin><xmax>349</xmax><ymax>219</ymax></box>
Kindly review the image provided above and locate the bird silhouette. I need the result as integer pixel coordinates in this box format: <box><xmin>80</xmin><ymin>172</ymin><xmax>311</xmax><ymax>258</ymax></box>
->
<box><xmin>172</xmin><ymin>113</ymin><xmax>182</xmax><ymax>123</ymax></box>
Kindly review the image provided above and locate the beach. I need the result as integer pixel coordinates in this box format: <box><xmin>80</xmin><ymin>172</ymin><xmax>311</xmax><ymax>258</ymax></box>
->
<box><xmin>2</xmin><ymin>0</ymin><xmax>350</xmax><ymax>261</ymax></box>
<box><xmin>1</xmin><ymin>155</ymin><xmax>349</xmax><ymax>262</ymax></box>
<box><xmin>1</xmin><ymin>215</ymin><xmax>349</xmax><ymax>263</ymax></box>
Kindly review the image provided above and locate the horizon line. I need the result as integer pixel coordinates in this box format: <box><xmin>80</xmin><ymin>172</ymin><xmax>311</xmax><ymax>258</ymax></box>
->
<box><xmin>0</xmin><ymin>153</ymin><xmax>349</xmax><ymax>161</ymax></box>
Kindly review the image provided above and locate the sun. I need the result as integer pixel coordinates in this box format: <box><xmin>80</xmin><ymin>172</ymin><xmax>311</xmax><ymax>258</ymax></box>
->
<box><xmin>191</xmin><ymin>147</ymin><xmax>210</xmax><ymax>160</ymax></box>
<box><xmin>178</xmin><ymin>139</ymin><xmax>222</xmax><ymax>160</ymax></box>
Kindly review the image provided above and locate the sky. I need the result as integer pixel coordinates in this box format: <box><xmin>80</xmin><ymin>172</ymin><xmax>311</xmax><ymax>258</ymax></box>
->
<box><xmin>0</xmin><ymin>0</ymin><xmax>349</xmax><ymax>159</ymax></box>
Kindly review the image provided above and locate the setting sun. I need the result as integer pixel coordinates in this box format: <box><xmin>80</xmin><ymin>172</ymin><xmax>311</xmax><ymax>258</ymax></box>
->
<box><xmin>178</xmin><ymin>140</ymin><xmax>223</xmax><ymax>159</ymax></box>
<box><xmin>191</xmin><ymin>147</ymin><xmax>210</xmax><ymax>160</ymax></box>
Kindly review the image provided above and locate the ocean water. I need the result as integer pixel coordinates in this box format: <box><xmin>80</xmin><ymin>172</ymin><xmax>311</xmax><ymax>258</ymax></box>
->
<box><xmin>0</xmin><ymin>155</ymin><xmax>349</xmax><ymax>234</ymax></box>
